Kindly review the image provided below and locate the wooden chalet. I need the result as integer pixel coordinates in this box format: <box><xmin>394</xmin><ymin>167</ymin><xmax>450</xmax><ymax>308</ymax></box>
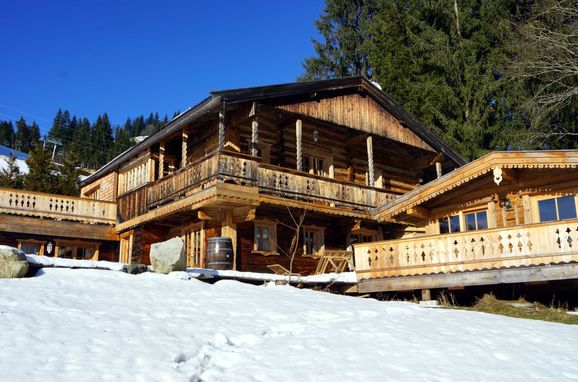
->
<box><xmin>353</xmin><ymin>151</ymin><xmax>578</xmax><ymax>295</ymax></box>
<box><xmin>79</xmin><ymin>77</ymin><xmax>465</xmax><ymax>274</ymax></box>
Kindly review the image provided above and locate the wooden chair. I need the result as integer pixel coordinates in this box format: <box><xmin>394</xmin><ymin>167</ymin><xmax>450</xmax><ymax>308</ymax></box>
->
<box><xmin>313</xmin><ymin>250</ymin><xmax>354</xmax><ymax>275</ymax></box>
<box><xmin>267</xmin><ymin>264</ymin><xmax>301</xmax><ymax>278</ymax></box>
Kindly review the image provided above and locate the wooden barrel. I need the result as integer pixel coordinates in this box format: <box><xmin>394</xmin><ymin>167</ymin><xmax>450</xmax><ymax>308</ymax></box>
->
<box><xmin>206</xmin><ymin>237</ymin><xmax>233</xmax><ymax>270</ymax></box>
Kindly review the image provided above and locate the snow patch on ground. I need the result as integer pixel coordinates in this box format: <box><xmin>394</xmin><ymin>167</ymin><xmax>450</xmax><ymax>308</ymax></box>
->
<box><xmin>1</xmin><ymin>268</ymin><xmax>578</xmax><ymax>381</ymax></box>
<box><xmin>0</xmin><ymin>154</ymin><xmax>28</xmax><ymax>174</ymax></box>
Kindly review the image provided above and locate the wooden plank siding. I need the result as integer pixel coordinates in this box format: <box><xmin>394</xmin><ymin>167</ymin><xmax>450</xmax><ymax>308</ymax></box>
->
<box><xmin>275</xmin><ymin>93</ymin><xmax>434</xmax><ymax>152</ymax></box>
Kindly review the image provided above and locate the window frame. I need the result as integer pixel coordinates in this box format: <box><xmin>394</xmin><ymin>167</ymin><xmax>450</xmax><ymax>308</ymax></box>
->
<box><xmin>302</xmin><ymin>225</ymin><xmax>325</xmax><ymax>257</ymax></box>
<box><xmin>253</xmin><ymin>220</ymin><xmax>278</xmax><ymax>255</ymax></box>
<box><xmin>464</xmin><ymin>210</ymin><xmax>489</xmax><ymax>231</ymax></box>
<box><xmin>532</xmin><ymin>194</ymin><xmax>578</xmax><ymax>223</ymax></box>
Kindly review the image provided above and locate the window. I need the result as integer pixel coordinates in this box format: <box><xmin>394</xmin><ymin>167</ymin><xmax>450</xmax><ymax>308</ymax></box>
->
<box><xmin>20</xmin><ymin>242</ymin><xmax>40</xmax><ymax>255</ymax></box>
<box><xmin>303</xmin><ymin>155</ymin><xmax>326</xmax><ymax>177</ymax></box>
<box><xmin>465</xmin><ymin>211</ymin><xmax>488</xmax><ymax>231</ymax></box>
<box><xmin>303</xmin><ymin>227</ymin><xmax>324</xmax><ymax>256</ymax></box>
<box><xmin>77</xmin><ymin>247</ymin><xmax>93</xmax><ymax>260</ymax></box>
<box><xmin>538</xmin><ymin>196</ymin><xmax>577</xmax><ymax>222</ymax></box>
<box><xmin>439</xmin><ymin>215</ymin><xmax>460</xmax><ymax>234</ymax></box>
<box><xmin>350</xmin><ymin>232</ymin><xmax>376</xmax><ymax>244</ymax></box>
<box><xmin>254</xmin><ymin>221</ymin><xmax>276</xmax><ymax>253</ymax></box>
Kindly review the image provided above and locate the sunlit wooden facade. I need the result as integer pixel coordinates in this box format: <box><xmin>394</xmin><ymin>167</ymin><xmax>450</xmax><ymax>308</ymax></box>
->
<box><xmin>79</xmin><ymin>77</ymin><xmax>464</xmax><ymax>273</ymax></box>
<box><xmin>354</xmin><ymin>151</ymin><xmax>578</xmax><ymax>293</ymax></box>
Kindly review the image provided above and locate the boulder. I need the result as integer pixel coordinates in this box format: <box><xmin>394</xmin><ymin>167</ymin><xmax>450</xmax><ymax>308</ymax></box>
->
<box><xmin>0</xmin><ymin>245</ymin><xmax>29</xmax><ymax>279</ymax></box>
<box><xmin>150</xmin><ymin>237</ymin><xmax>186</xmax><ymax>274</ymax></box>
<box><xmin>127</xmin><ymin>263</ymin><xmax>149</xmax><ymax>275</ymax></box>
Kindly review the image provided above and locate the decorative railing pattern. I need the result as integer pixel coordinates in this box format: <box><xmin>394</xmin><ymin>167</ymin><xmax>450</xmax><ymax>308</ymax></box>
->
<box><xmin>354</xmin><ymin>219</ymin><xmax>578</xmax><ymax>279</ymax></box>
<box><xmin>0</xmin><ymin>188</ymin><xmax>116</xmax><ymax>224</ymax></box>
<box><xmin>258</xmin><ymin>164</ymin><xmax>396</xmax><ymax>209</ymax></box>
<box><xmin>118</xmin><ymin>151</ymin><xmax>398</xmax><ymax>223</ymax></box>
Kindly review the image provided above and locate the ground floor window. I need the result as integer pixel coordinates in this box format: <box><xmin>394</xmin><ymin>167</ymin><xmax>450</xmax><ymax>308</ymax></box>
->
<box><xmin>254</xmin><ymin>221</ymin><xmax>277</xmax><ymax>254</ymax></box>
<box><xmin>303</xmin><ymin>226</ymin><xmax>324</xmax><ymax>256</ymax></box>
<box><xmin>18</xmin><ymin>241</ymin><xmax>42</xmax><ymax>255</ymax></box>
<box><xmin>537</xmin><ymin>195</ymin><xmax>577</xmax><ymax>222</ymax></box>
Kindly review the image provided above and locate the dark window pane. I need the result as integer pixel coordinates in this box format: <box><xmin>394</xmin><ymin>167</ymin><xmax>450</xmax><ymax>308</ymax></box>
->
<box><xmin>466</xmin><ymin>214</ymin><xmax>476</xmax><ymax>230</ymax></box>
<box><xmin>476</xmin><ymin>211</ymin><xmax>488</xmax><ymax>229</ymax></box>
<box><xmin>439</xmin><ymin>219</ymin><xmax>449</xmax><ymax>234</ymax></box>
<box><xmin>449</xmin><ymin>215</ymin><xmax>461</xmax><ymax>233</ymax></box>
<box><xmin>539</xmin><ymin>198</ymin><xmax>557</xmax><ymax>222</ymax></box>
<box><xmin>557</xmin><ymin>196</ymin><xmax>577</xmax><ymax>220</ymax></box>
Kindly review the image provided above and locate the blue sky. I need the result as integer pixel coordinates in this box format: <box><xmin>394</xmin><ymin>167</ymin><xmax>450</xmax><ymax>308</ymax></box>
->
<box><xmin>0</xmin><ymin>0</ymin><xmax>324</xmax><ymax>134</ymax></box>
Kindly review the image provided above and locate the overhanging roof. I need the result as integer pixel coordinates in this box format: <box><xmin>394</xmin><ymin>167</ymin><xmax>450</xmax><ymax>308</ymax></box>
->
<box><xmin>373</xmin><ymin>150</ymin><xmax>578</xmax><ymax>221</ymax></box>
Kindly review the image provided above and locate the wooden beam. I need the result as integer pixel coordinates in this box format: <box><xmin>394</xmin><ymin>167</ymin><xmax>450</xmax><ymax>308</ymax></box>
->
<box><xmin>221</xmin><ymin>209</ymin><xmax>237</xmax><ymax>270</ymax></box>
<box><xmin>435</xmin><ymin>162</ymin><xmax>443</xmax><ymax>179</ymax></box>
<box><xmin>406</xmin><ymin>206</ymin><xmax>430</xmax><ymax>219</ymax></box>
<box><xmin>0</xmin><ymin>215</ymin><xmax>118</xmax><ymax>241</ymax></box>
<box><xmin>232</xmin><ymin>206</ymin><xmax>256</xmax><ymax>223</ymax></box>
<box><xmin>197</xmin><ymin>210</ymin><xmax>215</xmax><ymax>221</ymax></box>
<box><xmin>296</xmin><ymin>119</ymin><xmax>303</xmax><ymax>171</ymax></box>
<box><xmin>367</xmin><ymin>135</ymin><xmax>374</xmax><ymax>187</ymax></box>
<box><xmin>357</xmin><ymin>263</ymin><xmax>578</xmax><ymax>293</ymax></box>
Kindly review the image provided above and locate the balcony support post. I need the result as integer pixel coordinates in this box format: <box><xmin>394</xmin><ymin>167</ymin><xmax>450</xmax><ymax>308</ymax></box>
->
<box><xmin>436</xmin><ymin>162</ymin><xmax>443</xmax><ymax>179</ymax></box>
<box><xmin>218</xmin><ymin>102</ymin><xmax>226</xmax><ymax>150</ymax></box>
<box><xmin>251</xmin><ymin>119</ymin><xmax>259</xmax><ymax>157</ymax></box>
<box><xmin>159</xmin><ymin>142</ymin><xmax>165</xmax><ymax>179</ymax></box>
<box><xmin>181</xmin><ymin>130</ymin><xmax>188</xmax><ymax>169</ymax></box>
<box><xmin>296</xmin><ymin>119</ymin><xmax>303</xmax><ymax>171</ymax></box>
<box><xmin>367</xmin><ymin>135</ymin><xmax>374</xmax><ymax>187</ymax></box>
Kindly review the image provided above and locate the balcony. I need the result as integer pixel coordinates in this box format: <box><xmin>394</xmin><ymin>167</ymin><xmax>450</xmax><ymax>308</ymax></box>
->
<box><xmin>0</xmin><ymin>188</ymin><xmax>116</xmax><ymax>225</ymax></box>
<box><xmin>354</xmin><ymin>219</ymin><xmax>578</xmax><ymax>282</ymax></box>
<box><xmin>116</xmin><ymin>151</ymin><xmax>398</xmax><ymax>223</ymax></box>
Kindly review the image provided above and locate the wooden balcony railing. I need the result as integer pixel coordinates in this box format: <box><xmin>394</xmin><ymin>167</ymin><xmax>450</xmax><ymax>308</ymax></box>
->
<box><xmin>258</xmin><ymin>164</ymin><xmax>397</xmax><ymax>209</ymax></box>
<box><xmin>117</xmin><ymin>151</ymin><xmax>398</xmax><ymax>223</ymax></box>
<box><xmin>354</xmin><ymin>219</ymin><xmax>578</xmax><ymax>280</ymax></box>
<box><xmin>0</xmin><ymin>188</ymin><xmax>116</xmax><ymax>224</ymax></box>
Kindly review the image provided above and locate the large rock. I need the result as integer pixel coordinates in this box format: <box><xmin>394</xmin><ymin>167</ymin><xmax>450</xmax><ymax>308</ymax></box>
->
<box><xmin>0</xmin><ymin>245</ymin><xmax>29</xmax><ymax>279</ymax></box>
<box><xmin>150</xmin><ymin>237</ymin><xmax>186</xmax><ymax>274</ymax></box>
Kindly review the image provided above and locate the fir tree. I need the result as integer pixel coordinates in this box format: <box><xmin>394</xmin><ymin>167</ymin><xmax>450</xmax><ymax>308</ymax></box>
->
<box><xmin>0</xmin><ymin>153</ymin><xmax>24</xmax><ymax>189</ymax></box>
<box><xmin>57</xmin><ymin>156</ymin><xmax>80</xmax><ymax>196</ymax></box>
<box><xmin>300</xmin><ymin>0</ymin><xmax>379</xmax><ymax>81</ymax></box>
<box><xmin>0</xmin><ymin>121</ymin><xmax>15</xmax><ymax>148</ymax></box>
<box><xmin>24</xmin><ymin>145</ymin><xmax>58</xmax><ymax>193</ymax></box>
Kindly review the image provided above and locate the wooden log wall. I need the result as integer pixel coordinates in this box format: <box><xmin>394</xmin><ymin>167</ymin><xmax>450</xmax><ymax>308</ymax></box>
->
<box><xmin>236</xmin><ymin>207</ymin><xmax>349</xmax><ymax>275</ymax></box>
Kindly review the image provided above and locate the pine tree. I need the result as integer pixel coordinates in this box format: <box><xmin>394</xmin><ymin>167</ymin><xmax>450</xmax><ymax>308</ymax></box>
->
<box><xmin>299</xmin><ymin>0</ymin><xmax>379</xmax><ymax>80</ymax></box>
<box><xmin>0</xmin><ymin>153</ymin><xmax>24</xmax><ymax>189</ymax></box>
<box><xmin>15</xmin><ymin>117</ymin><xmax>31</xmax><ymax>152</ymax></box>
<box><xmin>56</xmin><ymin>156</ymin><xmax>80</xmax><ymax>196</ymax></box>
<box><xmin>24</xmin><ymin>145</ymin><xmax>58</xmax><ymax>193</ymax></box>
<box><xmin>0</xmin><ymin>121</ymin><xmax>15</xmax><ymax>148</ymax></box>
<box><xmin>92</xmin><ymin>113</ymin><xmax>113</xmax><ymax>167</ymax></box>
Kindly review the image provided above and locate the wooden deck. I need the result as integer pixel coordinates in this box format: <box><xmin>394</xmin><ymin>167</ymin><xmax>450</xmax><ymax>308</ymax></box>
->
<box><xmin>353</xmin><ymin>219</ymin><xmax>578</xmax><ymax>291</ymax></box>
<box><xmin>0</xmin><ymin>188</ymin><xmax>116</xmax><ymax>225</ymax></box>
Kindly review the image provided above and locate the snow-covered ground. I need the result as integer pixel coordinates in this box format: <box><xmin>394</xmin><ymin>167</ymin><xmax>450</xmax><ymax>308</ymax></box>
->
<box><xmin>0</xmin><ymin>154</ymin><xmax>28</xmax><ymax>174</ymax></box>
<box><xmin>1</xmin><ymin>269</ymin><xmax>578</xmax><ymax>381</ymax></box>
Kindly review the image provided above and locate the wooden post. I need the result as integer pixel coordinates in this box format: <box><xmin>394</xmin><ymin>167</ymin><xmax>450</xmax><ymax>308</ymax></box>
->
<box><xmin>366</xmin><ymin>135</ymin><xmax>374</xmax><ymax>186</ymax></box>
<box><xmin>522</xmin><ymin>194</ymin><xmax>532</xmax><ymax>224</ymax></box>
<box><xmin>221</xmin><ymin>210</ymin><xmax>237</xmax><ymax>270</ymax></box>
<box><xmin>181</xmin><ymin>130</ymin><xmax>188</xmax><ymax>168</ymax></box>
<box><xmin>218</xmin><ymin>103</ymin><xmax>226</xmax><ymax>150</ymax></box>
<box><xmin>421</xmin><ymin>289</ymin><xmax>431</xmax><ymax>301</ymax></box>
<box><xmin>159</xmin><ymin>142</ymin><xmax>165</xmax><ymax>179</ymax></box>
<box><xmin>436</xmin><ymin>162</ymin><xmax>443</xmax><ymax>179</ymax></box>
<box><xmin>251</xmin><ymin>119</ymin><xmax>259</xmax><ymax>157</ymax></box>
<box><xmin>296</xmin><ymin>119</ymin><xmax>303</xmax><ymax>171</ymax></box>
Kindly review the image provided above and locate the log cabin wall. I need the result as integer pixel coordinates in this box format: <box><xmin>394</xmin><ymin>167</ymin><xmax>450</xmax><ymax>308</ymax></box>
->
<box><xmin>80</xmin><ymin>172</ymin><xmax>117</xmax><ymax>201</ymax></box>
<box><xmin>236</xmin><ymin>206</ymin><xmax>350</xmax><ymax>275</ymax></box>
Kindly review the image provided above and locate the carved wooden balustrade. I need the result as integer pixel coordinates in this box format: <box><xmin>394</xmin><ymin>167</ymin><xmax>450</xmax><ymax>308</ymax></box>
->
<box><xmin>0</xmin><ymin>188</ymin><xmax>116</xmax><ymax>224</ymax></box>
<box><xmin>258</xmin><ymin>164</ymin><xmax>396</xmax><ymax>209</ymax></box>
<box><xmin>117</xmin><ymin>151</ymin><xmax>398</xmax><ymax>223</ymax></box>
<box><xmin>354</xmin><ymin>219</ymin><xmax>578</xmax><ymax>280</ymax></box>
